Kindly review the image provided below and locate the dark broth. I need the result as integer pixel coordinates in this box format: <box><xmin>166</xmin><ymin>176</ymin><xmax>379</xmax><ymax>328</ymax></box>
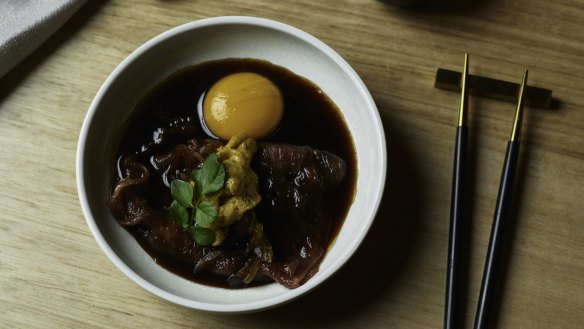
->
<box><xmin>115</xmin><ymin>58</ymin><xmax>357</xmax><ymax>287</ymax></box>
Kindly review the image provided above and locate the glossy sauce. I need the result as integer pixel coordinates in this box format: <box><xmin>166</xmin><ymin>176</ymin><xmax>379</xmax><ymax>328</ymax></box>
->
<box><xmin>115</xmin><ymin>58</ymin><xmax>357</xmax><ymax>287</ymax></box>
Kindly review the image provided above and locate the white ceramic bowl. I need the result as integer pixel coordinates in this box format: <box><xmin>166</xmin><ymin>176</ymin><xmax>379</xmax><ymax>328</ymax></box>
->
<box><xmin>77</xmin><ymin>16</ymin><xmax>386</xmax><ymax>313</ymax></box>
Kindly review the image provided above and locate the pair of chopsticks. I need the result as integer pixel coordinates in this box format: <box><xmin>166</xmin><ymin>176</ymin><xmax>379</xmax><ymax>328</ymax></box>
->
<box><xmin>444</xmin><ymin>54</ymin><xmax>528</xmax><ymax>329</ymax></box>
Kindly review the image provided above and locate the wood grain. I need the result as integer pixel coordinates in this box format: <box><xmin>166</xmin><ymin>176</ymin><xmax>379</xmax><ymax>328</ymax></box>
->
<box><xmin>1</xmin><ymin>0</ymin><xmax>582</xmax><ymax>328</ymax></box>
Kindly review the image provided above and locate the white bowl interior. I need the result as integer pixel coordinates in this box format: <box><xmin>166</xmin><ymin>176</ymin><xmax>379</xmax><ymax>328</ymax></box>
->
<box><xmin>77</xmin><ymin>16</ymin><xmax>386</xmax><ymax>313</ymax></box>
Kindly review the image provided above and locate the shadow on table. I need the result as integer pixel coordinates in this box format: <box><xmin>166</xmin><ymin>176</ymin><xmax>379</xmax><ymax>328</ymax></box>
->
<box><xmin>235</xmin><ymin>104</ymin><xmax>429</xmax><ymax>326</ymax></box>
<box><xmin>0</xmin><ymin>0</ymin><xmax>109</xmax><ymax>103</ymax></box>
<box><xmin>379</xmin><ymin>0</ymin><xmax>493</xmax><ymax>12</ymax></box>
<box><xmin>377</xmin><ymin>0</ymin><xmax>498</xmax><ymax>43</ymax></box>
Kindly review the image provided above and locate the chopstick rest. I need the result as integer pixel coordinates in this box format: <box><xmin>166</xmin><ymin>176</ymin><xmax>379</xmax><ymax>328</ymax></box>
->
<box><xmin>435</xmin><ymin>67</ymin><xmax>551</xmax><ymax>108</ymax></box>
<box><xmin>473</xmin><ymin>70</ymin><xmax>529</xmax><ymax>329</ymax></box>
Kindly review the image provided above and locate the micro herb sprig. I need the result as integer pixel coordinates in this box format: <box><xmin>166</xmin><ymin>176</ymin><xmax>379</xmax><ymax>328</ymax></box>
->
<box><xmin>169</xmin><ymin>153</ymin><xmax>225</xmax><ymax>246</ymax></box>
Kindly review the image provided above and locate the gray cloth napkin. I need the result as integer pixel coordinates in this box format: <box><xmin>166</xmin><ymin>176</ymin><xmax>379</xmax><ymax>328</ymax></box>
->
<box><xmin>0</xmin><ymin>0</ymin><xmax>86</xmax><ymax>78</ymax></box>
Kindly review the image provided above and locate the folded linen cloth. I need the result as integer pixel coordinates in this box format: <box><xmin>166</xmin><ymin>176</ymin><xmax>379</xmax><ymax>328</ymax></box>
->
<box><xmin>0</xmin><ymin>0</ymin><xmax>87</xmax><ymax>78</ymax></box>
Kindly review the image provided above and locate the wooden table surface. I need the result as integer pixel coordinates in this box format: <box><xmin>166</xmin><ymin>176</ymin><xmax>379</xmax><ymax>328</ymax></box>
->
<box><xmin>1</xmin><ymin>0</ymin><xmax>582</xmax><ymax>328</ymax></box>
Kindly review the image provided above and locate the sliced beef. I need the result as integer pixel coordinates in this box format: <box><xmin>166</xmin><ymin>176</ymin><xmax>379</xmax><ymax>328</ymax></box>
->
<box><xmin>253</xmin><ymin>142</ymin><xmax>346</xmax><ymax>215</ymax></box>
<box><xmin>107</xmin><ymin>140</ymin><xmax>347</xmax><ymax>289</ymax></box>
<box><xmin>252</xmin><ymin>142</ymin><xmax>347</xmax><ymax>288</ymax></box>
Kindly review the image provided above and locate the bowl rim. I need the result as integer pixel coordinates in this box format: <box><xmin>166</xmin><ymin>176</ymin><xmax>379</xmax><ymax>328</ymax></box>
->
<box><xmin>76</xmin><ymin>15</ymin><xmax>387</xmax><ymax>313</ymax></box>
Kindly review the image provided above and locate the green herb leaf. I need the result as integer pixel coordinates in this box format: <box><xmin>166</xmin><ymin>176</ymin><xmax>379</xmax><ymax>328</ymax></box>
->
<box><xmin>195</xmin><ymin>201</ymin><xmax>218</xmax><ymax>226</ymax></box>
<box><xmin>168</xmin><ymin>153</ymin><xmax>225</xmax><ymax>246</ymax></box>
<box><xmin>170</xmin><ymin>179</ymin><xmax>193</xmax><ymax>208</ymax></box>
<box><xmin>187</xmin><ymin>226</ymin><xmax>215</xmax><ymax>246</ymax></box>
<box><xmin>169</xmin><ymin>200</ymin><xmax>189</xmax><ymax>229</ymax></box>
<box><xmin>191</xmin><ymin>153</ymin><xmax>225</xmax><ymax>196</ymax></box>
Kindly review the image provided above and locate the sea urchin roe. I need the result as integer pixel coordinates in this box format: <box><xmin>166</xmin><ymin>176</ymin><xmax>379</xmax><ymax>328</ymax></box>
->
<box><xmin>202</xmin><ymin>134</ymin><xmax>262</xmax><ymax>245</ymax></box>
<box><xmin>202</xmin><ymin>72</ymin><xmax>284</xmax><ymax>140</ymax></box>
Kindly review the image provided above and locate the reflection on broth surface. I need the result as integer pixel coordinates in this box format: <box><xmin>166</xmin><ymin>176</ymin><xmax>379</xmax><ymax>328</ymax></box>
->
<box><xmin>107</xmin><ymin>59</ymin><xmax>357</xmax><ymax>288</ymax></box>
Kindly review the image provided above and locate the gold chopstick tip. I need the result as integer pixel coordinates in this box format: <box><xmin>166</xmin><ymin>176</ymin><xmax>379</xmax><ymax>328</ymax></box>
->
<box><xmin>510</xmin><ymin>70</ymin><xmax>528</xmax><ymax>142</ymax></box>
<box><xmin>458</xmin><ymin>53</ymin><xmax>469</xmax><ymax>127</ymax></box>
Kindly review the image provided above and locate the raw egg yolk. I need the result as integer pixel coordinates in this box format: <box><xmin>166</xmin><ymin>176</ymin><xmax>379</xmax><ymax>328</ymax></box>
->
<box><xmin>202</xmin><ymin>72</ymin><xmax>284</xmax><ymax>140</ymax></box>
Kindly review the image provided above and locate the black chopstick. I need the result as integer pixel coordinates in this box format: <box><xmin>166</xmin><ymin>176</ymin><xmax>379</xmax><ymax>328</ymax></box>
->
<box><xmin>473</xmin><ymin>70</ymin><xmax>529</xmax><ymax>329</ymax></box>
<box><xmin>444</xmin><ymin>53</ymin><xmax>469</xmax><ymax>329</ymax></box>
